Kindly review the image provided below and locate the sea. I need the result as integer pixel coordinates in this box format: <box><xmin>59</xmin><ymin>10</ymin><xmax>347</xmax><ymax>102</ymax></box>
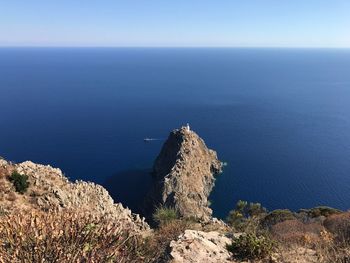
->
<box><xmin>1</xmin><ymin>48</ymin><xmax>350</xmax><ymax>218</ymax></box>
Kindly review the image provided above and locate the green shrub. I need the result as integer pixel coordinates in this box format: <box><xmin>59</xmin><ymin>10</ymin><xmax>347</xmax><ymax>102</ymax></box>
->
<box><xmin>226</xmin><ymin>200</ymin><xmax>267</xmax><ymax>230</ymax></box>
<box><xmin>8</xmin><ymin>171</ymin><xmax>29</xmax><ymax>194</ymax></box>
<box><xmin>300</xmin><ymin>206</ymin><xmax>342</xmax><ymax>218</ymax></box>
<box><xmin>153</xmin><ymin>206</ymin><xmax>178</xmax><ymax>225</ymax></box>
<box><xmin>236</xmin><ymin>200</ymin><xmax>248</xmax><ymax>213</ymax></box>
<box><xmin>227</xmin><ymin>233</ymin><xmax>276</xmax><ymax>260</ymax></box>
<box><xmin>247</xmin><ymin>202</ymin><xmax>267</xmax><ymax>217</ymax></box>
<box><xmin>261</xmin><ymin>209</ymin><xmax>296</xmax><ymax>228</ymax></box>
<box><xmin>227</xmin><ymin>210</ymin><xmax>245</xmax><ymax>229</ymax></box>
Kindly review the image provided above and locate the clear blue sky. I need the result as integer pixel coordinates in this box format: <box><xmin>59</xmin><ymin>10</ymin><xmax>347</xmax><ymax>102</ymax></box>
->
<box><xmin>1</xmin><ymin>0</ymin><xmax>349</xmax><ymax>47</ymax></box>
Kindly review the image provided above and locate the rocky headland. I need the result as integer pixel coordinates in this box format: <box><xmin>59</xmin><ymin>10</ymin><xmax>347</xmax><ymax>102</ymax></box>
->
<box><xmin>148</xmin><ymin>126</ymin><xmax>222</xmax><ymax>221</ymax></box>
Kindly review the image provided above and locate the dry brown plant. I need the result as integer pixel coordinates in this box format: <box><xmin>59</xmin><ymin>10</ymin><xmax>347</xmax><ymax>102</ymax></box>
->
<box><xmin>0</xmin><ymin>210</ymin><xmax>145</xmax><ymax>263</ymax></box>
<box><xmin>142</xmin><ymin>219</ymin><xmax>190</xmax><ymax>262</ymax></box>
<box><xmin>270</xmin><ymin>219</ymin><xmax>324</xmax><ymax>246</ymax></box>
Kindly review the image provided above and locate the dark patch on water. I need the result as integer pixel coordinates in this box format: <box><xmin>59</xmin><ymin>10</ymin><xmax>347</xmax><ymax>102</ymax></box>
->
<box><xmin>103</xmin><ymin>169</ymin><xmax>153</xmax><ymax>216</ymax></box>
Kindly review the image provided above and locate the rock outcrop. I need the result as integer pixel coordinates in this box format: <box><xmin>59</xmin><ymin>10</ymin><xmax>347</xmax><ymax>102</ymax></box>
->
<box><xmin>0</xmin><ymin>159</ymin><xmax>149</xmax><ymax>233</ymax></box>
<box><xmin>168</xmin><ymin>230</ymin><xmax>233</xmax><ymax>263</ymax></box>
<box><xmin>167</xmin><ymin>229</ymin><xmax>319</xmax><ymax>263</ymax></box>
<box><xmin>150</xmin><ymin>126</ymin><xmax>222</xmax><ymax>221</ymax></box>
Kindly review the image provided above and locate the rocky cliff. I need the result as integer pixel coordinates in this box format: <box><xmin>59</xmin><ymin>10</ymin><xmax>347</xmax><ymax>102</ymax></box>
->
<box><xmin>150</xmin><ymin>126</ymin><xmax>222</xmax><ymax>221</ymax></box>
<box><xmin>0</xmin><ymin>159</ymin><xmax>149</xmax><ymax>233</ymax></box>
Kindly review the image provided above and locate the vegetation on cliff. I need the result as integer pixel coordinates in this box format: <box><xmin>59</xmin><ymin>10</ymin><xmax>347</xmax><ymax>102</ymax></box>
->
<box><xmin>8</xmin><ymin>171</ymin><xmax>29</xmax><ymax>194</ymax></box>
<box><xmin>153</xmin><ymin>206</ymin><xmax>179</xmax><ymax>226</ymax></box>
<box><xmin>0</xmin><ymin>210</ymin><xmax>145</xmax><ymax>262</ymax></box>
<box><xmin>224</xmin><ymin>199</ymin><xmax>350</xmax><ymax>262</ymax></box>
<box><xmin>227</xmin><ymin>233</ymin><xmax>276</xmax><ymax>260</ymax></box>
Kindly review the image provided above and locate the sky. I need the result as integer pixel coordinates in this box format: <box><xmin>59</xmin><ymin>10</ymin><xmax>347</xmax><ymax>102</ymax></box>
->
<box><xmin>0</xmin><ymin>0</ymin><xmax>349</xmax><ymax>47</ymax></box>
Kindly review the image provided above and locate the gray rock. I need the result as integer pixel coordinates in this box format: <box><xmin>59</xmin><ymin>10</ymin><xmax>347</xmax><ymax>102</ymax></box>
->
<box><xmin>168</xmin><ymin>230</ymin><xmax>233</xmax><ymax>263</ymax></box>
<box><xmin>12</xmin><ymin>160</ymin><xmax>150</xmax><ymax>233</ymax></box>
<box><xmin>149</xmin><ymin>126</ymin><xmax>222</xmax><ymax>221</ymax></box>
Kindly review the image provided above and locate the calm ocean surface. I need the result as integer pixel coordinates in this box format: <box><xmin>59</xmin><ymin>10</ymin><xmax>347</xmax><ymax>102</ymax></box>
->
<box><xmin>1</xmin><ymin>48</ymin><xmax>350</xmax><ymax>218</ymax></box>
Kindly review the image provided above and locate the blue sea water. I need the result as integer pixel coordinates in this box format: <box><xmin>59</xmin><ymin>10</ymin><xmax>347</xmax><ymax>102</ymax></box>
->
<box><xmin>1</xmin><ymin>48</ymin><xmax>350</xmax><ymax>218</ymax></box>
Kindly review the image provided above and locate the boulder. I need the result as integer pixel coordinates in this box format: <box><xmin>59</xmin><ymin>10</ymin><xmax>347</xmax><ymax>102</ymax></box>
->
<box><xmin>168</xmin><ymin>230</ymin><xmax>232</xmax><ymax>263</ymax></box>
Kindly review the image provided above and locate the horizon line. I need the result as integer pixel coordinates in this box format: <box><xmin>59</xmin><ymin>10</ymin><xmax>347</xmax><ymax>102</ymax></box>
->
<box><xmin>0</xmin><ymin>45</ymin><xmax>350</xmax><ymax>49</ymax></box>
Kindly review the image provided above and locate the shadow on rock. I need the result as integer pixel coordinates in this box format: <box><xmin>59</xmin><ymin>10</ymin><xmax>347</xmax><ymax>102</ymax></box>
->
<box><xmin>103</xmin><ymin>169</ymin><xmax>153</xmax><ymax>217</ymax></box>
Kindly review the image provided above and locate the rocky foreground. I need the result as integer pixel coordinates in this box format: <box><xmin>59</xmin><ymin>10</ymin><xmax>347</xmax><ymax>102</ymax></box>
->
<box><xmin>1</xmin><ymin>127</ymin><xmax>350</xmax><ymax>262</ymax></box>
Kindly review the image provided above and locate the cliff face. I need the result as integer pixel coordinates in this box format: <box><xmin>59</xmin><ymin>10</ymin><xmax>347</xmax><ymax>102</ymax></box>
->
<box><xmin>151</xmin><ymin>127</ymin><xmax>222</xmax><ymax>221</ymax></box>
<box><xmin>0</xmin><ymin>159</ymin><xmax>149</xmax><ymax>233</ymax></box>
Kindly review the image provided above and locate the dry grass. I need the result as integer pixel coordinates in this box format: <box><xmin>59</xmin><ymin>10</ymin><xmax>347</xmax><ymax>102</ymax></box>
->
<box><xmin>6</xmin><ymin>191</ymin><xmax>17</xmax><ymax>202</ymax></box>
<box><xmin>269</xmin><ymin>214</ymin><xmax>350</xmax><ymax>263</ymax></box>
<box><xmin>142</xmin><ymin>219</ymin><xmax>190</xmax><ymax>262</ymax></box>
<box><xmin>0</xmin><ymin>207</ymin><xmax>8</xmax><ymax>217</ymax></box>
<box><xmin>315</xmin><ymin>244</ymin><xmax>350</xmax><ymax>263</ymax></box>
<box><xmin>0</xmin><ymin>168</ymin><xmax>11</xmax><ymax>198</ymax></box>
<box><xmin>0</xmin><ymin>210</ymin><xmax>145</xmax><ymax>263</ymax></box>
<box><xmin>0</xmin><ymin>167</ymin><xmax>7</xmax><ymax>179</ymax></box>
<box><xmin>271</xmin><ymin>219</ymin><xmax>325</xmax><ymax>246</ymax></box>
<box><xmin>313</xmin><ymin>212</ymin><xmax>350</xmax><ymax>262</ymax></box>
<box><xmin>324</xmin><ymin>212</ymin><xmax>350</xmax><ymax>243</ymax></box>
<box><xmin>0</xmin><ymin>209</ymin><xmax>192</xmax><ymax>263</ymax></box>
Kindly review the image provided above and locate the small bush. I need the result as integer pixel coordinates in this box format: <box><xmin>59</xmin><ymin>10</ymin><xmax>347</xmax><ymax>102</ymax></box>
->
<box><xmin>270</xmin><ymin>219</ymin><xmax>325</xmax><ymax>245</ymax></box>
<box><xmin>231</xmin><ymin>200</ymin><xmax>267</xmax><ymax>217</ymax></box>
<box><xmin>236</xmin><ymin>200</ymin><xmax>248</xmax><ymax>212</ymax></box>
<box><xmin>226</xmin><ymin>200</ymin><xmax>267</xmax><ymax>231</ymax></box>
<box><xmin>227</xmin><ymin>233</ymin><xmax>276</xmax><ymax>260</ymax></box>
<box><xmin>8</xmin><ymin>171</ymin><xmax>29</xmax><ymax>194</ymax></box>
<box><xmin>302</xmin><ymin>206</ymin><xmax>342</xmax><ymax>218</ymax></box>
<box><xmin>247</xmin><ymin>202</ymin><xmax>267</xmax><ymax>217</ymax></box>
<box><xmin>261</xmin><ymin>209</ymin><xmax>296</xmax><ymax>228</ymax></box>
<box><xmin>324</xmin><ymin>212</ymin><xmax>350</xmax><ymax>243</ymax></box>
<box><xmin>227</xmin><ymin>209</ymin><xmax>245</xmax><ymax>229</ymax></box>
<box><xmin>153</xmin><ymin>206</ymin><xmax>178</xmax><ymax>225</ymax></box>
